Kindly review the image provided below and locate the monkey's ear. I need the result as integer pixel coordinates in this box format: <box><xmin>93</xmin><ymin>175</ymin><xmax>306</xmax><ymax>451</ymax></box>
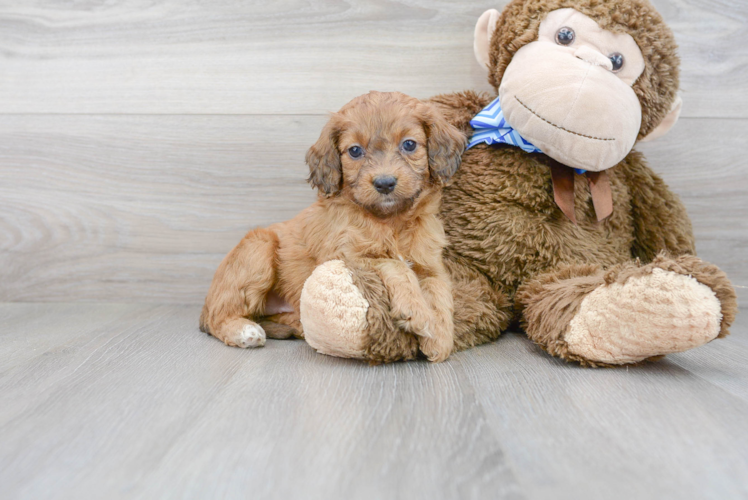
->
<box><xmin>423</xmin><ymin>104</ymin><xmax>467</xmax><ymax>185</ymax></box>
<box><xmin>640</xmin><ymin>95</ymin><xmax>683</xmax><ymax>143</ymax></box>
<box><xmin>474</xmin><ymin>9</ymin><xmax>501</xmax><ymax>71</ymax></box>
<box><xmin>306</xmin><ymin>116</ymin><xmax>343</xmax><ymax>196</ymax></box>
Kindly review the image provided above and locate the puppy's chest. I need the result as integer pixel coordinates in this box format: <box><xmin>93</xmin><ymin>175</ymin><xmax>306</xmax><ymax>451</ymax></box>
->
<box><xmin>359</xmin><ymin>232</ymin><xmax>418</xmax><ymax>268</ymax></box>
<box><xmin>367</xmin><ymin>240</ymin><xmax>413</xmax><ymax>266</ymax></box>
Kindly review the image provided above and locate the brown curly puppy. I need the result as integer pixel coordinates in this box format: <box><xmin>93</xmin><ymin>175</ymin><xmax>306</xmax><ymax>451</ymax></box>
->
<box><xmin>199</xmin><ymin>91</ymin><xmax>465</xmax><ymax>362</ymax></box>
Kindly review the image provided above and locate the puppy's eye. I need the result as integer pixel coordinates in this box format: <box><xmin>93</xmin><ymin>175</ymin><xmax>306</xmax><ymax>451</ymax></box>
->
<box><xmin>401</xmin><ymin>140</ymin><xmax>417</xmax><ymax>153</ymax></box>
<box><xmin>348</xmin><ymin>145</ymin><xmax>364</xmax><ymax>159</ymax></box>
<box><xmin>609</xmin><ymin>53</ymin><xmax>625</xmax><ymax>72</ymax></box>
<box><xmin>556</xmin><ymin>27</ymin><xmax>575</xmax><ymax>46</ymax></box>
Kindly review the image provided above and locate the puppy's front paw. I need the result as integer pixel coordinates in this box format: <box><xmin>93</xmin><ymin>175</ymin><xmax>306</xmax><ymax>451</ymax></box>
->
<box><xmin>419</xmin><ymin>332</ymin><xmax>454</xmax><ymax>363</ymax></box>
<box><xmin>396</xmin><ymin>305</ymin><xmax>435</xmax><ymax>339</ymax></box>
<box><xmin>231</xmin><ymin>323</ymin><xmax>266</xmax><ymax>348</ymax></box>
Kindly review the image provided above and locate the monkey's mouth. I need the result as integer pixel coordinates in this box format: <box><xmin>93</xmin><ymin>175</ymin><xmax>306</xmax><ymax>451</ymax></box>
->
<box><xmin>514</xmin><ymin>96</ymin><xmax>616</xmax><ymax>142</ymax></box>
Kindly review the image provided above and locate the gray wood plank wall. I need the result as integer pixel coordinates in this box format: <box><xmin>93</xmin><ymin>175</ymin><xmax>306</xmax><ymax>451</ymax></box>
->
<box><xmin>1</xmin><ymin>0</ymin><xmax>746</xmax><ymax>303</ymax></box>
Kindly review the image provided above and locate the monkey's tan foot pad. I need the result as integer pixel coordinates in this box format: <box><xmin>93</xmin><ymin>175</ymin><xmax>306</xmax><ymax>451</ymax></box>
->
<box><xmin>565</xmin><ymin>268</ymin><xmax>722</xmax><ymax>364</ymax></box>
<box><xmin>300</xmin><ymin>260</ymin><xmax>370</xmax><ymax>359</ymax></box>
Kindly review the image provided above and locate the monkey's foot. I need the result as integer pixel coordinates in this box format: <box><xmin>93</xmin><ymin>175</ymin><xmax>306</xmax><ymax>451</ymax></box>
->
<box><xmin>519</xmin><ymin>255</ymin><xmax>737</xmax><ymax>366</ymax></box>
<box><xmin>300</xmin><ymin>260</ymin><xmax>370</xmax><ymax>358</ymax></box>
<box><xmin>300</xmin><ymin>260</ymin><xmax>420</xmax><ymax>363</ymax></box>
<box><xmin>566</xmin><ymin>268</ymin><xmax>722</xmax><ymax>364</ymax></box>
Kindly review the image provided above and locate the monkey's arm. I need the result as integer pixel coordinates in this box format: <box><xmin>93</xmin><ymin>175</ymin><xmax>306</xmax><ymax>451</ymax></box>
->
<box><xmin>428</xmin><ymin>91</ymin><xmax>494</xmax><ymax>137</ymax></box>
<box><xmin>620</xmin><ymin>150</ymin><xmax>696</xmax><ymax>262</ymax></box>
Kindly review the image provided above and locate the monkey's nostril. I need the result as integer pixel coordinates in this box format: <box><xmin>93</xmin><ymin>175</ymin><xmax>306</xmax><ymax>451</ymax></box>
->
<box><xmin>373</xmin><ymin>176</ymin><xmax>398</xmax><ymax>194</ymax></box>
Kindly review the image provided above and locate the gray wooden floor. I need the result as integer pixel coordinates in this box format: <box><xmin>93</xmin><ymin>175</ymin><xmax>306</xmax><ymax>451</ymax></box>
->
<box><xmin>0</xmin><ymin>293</ymin><xmax>747</xmax><ymax>500</ymax></box>
<box><xmin>1</xmin><ymin>0</ymin><xmax>747</xmax><ymax>499</ymax></box>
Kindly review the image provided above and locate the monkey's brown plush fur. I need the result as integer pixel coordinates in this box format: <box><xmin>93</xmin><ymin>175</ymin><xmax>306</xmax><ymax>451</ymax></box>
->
<box><xmin>377</xmin><ymin>88</ymin><xmax>736</xmax><ymax>365</ymax></box>
<box><xmin>300</xmin><ymin>0</ymin><xmax>737</xmax><ymax>366</ymax></box>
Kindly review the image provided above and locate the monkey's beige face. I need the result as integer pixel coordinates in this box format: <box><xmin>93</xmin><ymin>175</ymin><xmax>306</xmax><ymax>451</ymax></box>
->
<box><xmin>338</xmin><ymin>114</ymin><xmax>430</xmax><ymax>218</ymax></box>
<box><xmin>498</xmin><ymin>9</ymin><xmax>646</xmax><ymax>172</ymax></box>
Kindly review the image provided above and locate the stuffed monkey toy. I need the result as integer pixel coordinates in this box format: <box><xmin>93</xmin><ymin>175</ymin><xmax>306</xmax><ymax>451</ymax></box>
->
<box><xmin>300</xmin><ymin>0</ymin><xmax>738</xmax><ymax>366</ymax></box>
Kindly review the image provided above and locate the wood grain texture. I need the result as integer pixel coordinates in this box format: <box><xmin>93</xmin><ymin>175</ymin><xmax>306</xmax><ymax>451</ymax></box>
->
<box><xmin>0</xmin><ymin>0</ymin><xmax>746</xmax><ymax>117</ymax></box>
<box><xmin>0</xmin><ymin>302</ymin><xmax>136</xmax><ymax>371</ymax></box>
<box><xmin>0</xmin><ymin>114</ymin><xmax>322</xmax><ymax>302</ymax></box>
<box><xmin>0</xmin><ymin>303</ymin><xmax>523</xmax><ymax>500</ymax></box>
<box><xmin>0</xmin><ymin>115</ymin><xmax>745</xmax><ymax>303</ymax></box>
<box><xmin>459</xmin><ymin>335</ymin><xmax>748</xmax><ymax>500</ymax></box>
<box><xmin>0</xmin><ymin>301</ymin><xmax>746</xmax><ymax>499</ymax></box>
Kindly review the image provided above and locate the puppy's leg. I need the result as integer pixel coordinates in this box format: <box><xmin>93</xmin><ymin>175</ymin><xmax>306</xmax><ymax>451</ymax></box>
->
<box><xmin>201</xmin><ymin>228</ymin><xmax>279</xmax><ymax>348</ymax></box>
<box><xmin>370</xmin><ymin>259</ymin><xmax>435</xmax><ymax>340</ymax></box>
<box><xmin>417</xmin><ymin>273</ymin><xmax>454</xmax><ymax>362</ymax></box>
<box><xmin>212</xmin><ymin>317</ymin><xmax>267</xmax><ymax>348</ymax></box>
<box><xmin>259</xmin><ymin>312</ymin><xmax>303</xmax><ymax>340</ymax></box>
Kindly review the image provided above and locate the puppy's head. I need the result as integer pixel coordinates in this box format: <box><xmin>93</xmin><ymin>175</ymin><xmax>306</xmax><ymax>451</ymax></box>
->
<box><xmin>306</xmin><ymin>91</ymin><xmax>466</xmax><ymax>218</ymax></box>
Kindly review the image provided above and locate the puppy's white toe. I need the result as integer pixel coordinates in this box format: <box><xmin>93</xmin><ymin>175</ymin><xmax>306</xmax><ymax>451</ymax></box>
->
<box><xmin>236</xmin><ymin>324</ymin><xmax>266</xmax><ymax>348</ymax></box>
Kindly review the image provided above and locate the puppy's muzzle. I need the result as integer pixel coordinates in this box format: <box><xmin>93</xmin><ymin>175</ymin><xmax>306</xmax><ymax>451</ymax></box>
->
<box><xmin>373</xmin><ymin>175</ymin><xmax>397</xmax><ymax>194</ymax></box>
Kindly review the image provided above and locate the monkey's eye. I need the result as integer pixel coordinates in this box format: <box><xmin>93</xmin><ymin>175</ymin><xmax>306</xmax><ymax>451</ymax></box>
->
<box><xmin>555</xmin><ymin>27</ymin><xmax>575</xmax><ymax>46</ymax></box>
<box><xmin>609</xmin><ymin>53</ymin><xmax>625</xmax><ymax>72</ymax></box>
<box><xmin>348</xmin><ymin>145</ymin><xmax>364</xmax><ymax>159</ymax></box>
<box><xmin>401</xmin><ymin>139</ymin><xmax>417</xmax><ymax>153</ymax></box>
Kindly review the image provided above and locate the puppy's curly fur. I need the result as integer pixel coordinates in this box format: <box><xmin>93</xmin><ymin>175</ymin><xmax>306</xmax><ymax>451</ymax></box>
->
<box><xmin>200</xmin><ymin>91</ymin><xmax>466</xmax><ymax>362</ymax></box>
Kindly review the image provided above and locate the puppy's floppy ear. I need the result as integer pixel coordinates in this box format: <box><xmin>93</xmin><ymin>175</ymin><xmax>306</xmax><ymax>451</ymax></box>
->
<box><xmin>306</xmin><ymin>115</ymin><xmax>343</xmax><ymax>196</ymax></box>
<box><xmin>422</xmin><ymin>103</ymin><xmax>467</xmax><ymax>185</ymax></box>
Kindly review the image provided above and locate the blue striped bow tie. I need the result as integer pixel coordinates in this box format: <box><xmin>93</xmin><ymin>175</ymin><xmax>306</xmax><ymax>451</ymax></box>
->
<box><xmin>467</xmin><ymin>96</ymin><xmax>543</xmax><ymax>154</ymax></box>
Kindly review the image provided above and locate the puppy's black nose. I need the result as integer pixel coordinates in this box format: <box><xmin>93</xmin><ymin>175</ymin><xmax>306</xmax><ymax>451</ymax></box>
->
<box><xmin>373</xmin><ymin>176</ymin><xmax>397</xmax><ymax>194</ymax></box>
